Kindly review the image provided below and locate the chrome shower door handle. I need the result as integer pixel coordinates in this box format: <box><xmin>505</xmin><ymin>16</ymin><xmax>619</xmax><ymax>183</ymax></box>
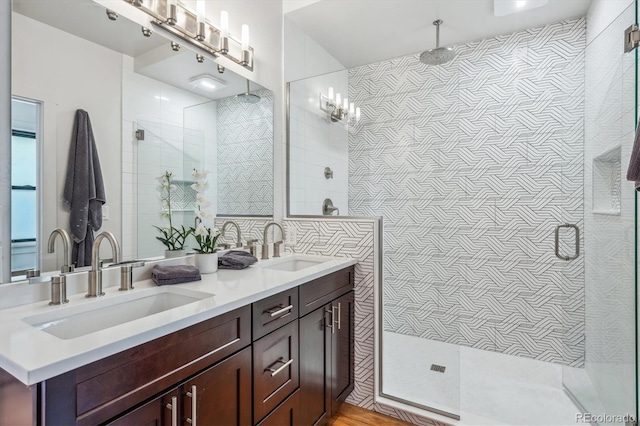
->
<box><xmin>554</xmin><ymin>224</ymin><xmax>580</xmax><ymax>261</ymax></box>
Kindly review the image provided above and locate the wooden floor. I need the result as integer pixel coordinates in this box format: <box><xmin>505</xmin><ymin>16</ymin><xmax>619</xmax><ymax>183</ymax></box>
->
<box><xmin>327</xmin><ymin>403</ymin><xmax>415</xmax><ymax>426</ymax></box>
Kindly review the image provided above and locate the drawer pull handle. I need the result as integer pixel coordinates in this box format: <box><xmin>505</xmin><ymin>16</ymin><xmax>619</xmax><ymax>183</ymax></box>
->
<box><xmin>336</xmin><ymin>302</ymin><xmax>342</xmax><ymax>331</ymax></box>
<box><xmin>264</xmin><ymin>357</ymin><xmax>294</xmax><ymax>377</ymax></box>
<box><xmin>166</xmin><ymin>396</ymin><xmax>178</xmax><ymax>426</ymax></box>
<box><xmin>265</xmin><ymin>304</ymin><xmax>293</xmax><ymax>318</ymax></box>
<box><xmin>325</xmin><ymin>307</ymin><xmax>335</xmax><ymax>334</ymax></box>
<box><xmin>186</xmin><ymin>385</ymin><xmax>197</xmax><ymax>425</ymax></box>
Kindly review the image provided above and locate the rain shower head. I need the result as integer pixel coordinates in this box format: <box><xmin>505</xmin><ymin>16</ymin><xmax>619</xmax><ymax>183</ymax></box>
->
<box><xmin>419</xmin><ymin>20</ymin><xmax>456</xmax><ymax>66</ymax></box>
<box><xmin>237</xmin><ymin>79</ymin><xmax>260</xmax><ymax>104</ymax></box>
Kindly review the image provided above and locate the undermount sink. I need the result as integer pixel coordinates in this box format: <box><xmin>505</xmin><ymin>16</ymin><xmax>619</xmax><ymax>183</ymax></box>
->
<box><xmin>23</xmin><ymin>287</ymin><xmax>213</xmax><ymax>340</ymax></box>
<box><xmin>263</xmin><ymin>256</ymin><xmax>329</xmax><ymax>272</ymax></box>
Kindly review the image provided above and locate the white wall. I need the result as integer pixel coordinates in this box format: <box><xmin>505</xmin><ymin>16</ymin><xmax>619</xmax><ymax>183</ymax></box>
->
<box><xmin>284</xmin><ymin>17</ymin><xmax>345</xmax><ymax>84</ymax></box>
<box><xmin>289</xmin><ymin>70</ymin><xmax>349</xmax><ymax>216</ymax></box>
<box><xmin>12</xmin><ymin>13</ymin><xmax>122</xmax><ymax>271</ymax></box>
<box><xmin>0</xmin><ymin>0</ymin><xmax>11</xmax><ymax>282</ymax></box>
<box><xmin>184</xmin><ymin>100</ymin><xmax>218</xmax><ymax>217</ymax></box>
<box><xmin>285</xmin><ymin>15</ymin><xmax>350</xmax><ymax>216</ymax></box>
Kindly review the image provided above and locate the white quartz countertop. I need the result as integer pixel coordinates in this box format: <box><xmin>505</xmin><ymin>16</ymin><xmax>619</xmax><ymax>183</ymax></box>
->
<box><xmin>0</xmin><ymin>254</ymin><xmax>357</xmax><ymax>385</ymax></box>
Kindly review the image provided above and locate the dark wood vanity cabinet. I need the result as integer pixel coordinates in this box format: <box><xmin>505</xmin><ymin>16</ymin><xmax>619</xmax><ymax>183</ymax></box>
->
<box><xmin>298</xmin><ymin>269</ymin><xmax>355</xmax><ymax>425</ymax></box>
<box><xmin>3</xmin><ymin>265</ymin><xmax>355</xmax><ymax>426</ymax></box>
<box><xmin>106</xmin><ymin>348</ymin><xmax>252</xmax><ymax>426</ymax></box>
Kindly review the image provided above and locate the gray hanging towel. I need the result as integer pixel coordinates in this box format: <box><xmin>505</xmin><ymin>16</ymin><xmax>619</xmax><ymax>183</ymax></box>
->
<box><xmin>626</xmin><ymin>120</ymin><xmax>640</xmax><ymax>191</ymax></box>
<box><xmin>63</xmin><ymin>109</ymin><xmax>106</xmax><ymax>267</ymax></box>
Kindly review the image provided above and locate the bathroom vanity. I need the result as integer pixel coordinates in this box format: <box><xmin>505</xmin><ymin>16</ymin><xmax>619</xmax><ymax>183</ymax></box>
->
<box><xmin>0</xmin><ymin>255</ymin><xmax>356</xmax><ymax>426</ymax></box>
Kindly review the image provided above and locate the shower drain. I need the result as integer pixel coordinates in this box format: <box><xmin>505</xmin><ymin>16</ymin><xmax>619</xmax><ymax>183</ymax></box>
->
<box><xmin>430</xmin><ymin>364</ymin><xmax>446</xmax><ymax>373</ymax></box>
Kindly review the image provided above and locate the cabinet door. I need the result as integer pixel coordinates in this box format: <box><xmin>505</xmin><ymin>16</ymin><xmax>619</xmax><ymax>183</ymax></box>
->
<box><xmin>330</xmin><ymin>290</ymin><xmax>354</xmax><ymax>416</ymax></box>
<box><xmin>298</xmin><ymin>305</ymin><xmax>331</xmax><ymax>426</ymax></box>
<box><xmin>182</xmin><ymin>347</ymin><xmax>252</xmax><ymax>426</ymax></box>
<box><xmin>256</xmin><ymin>389</ymin><xmax>300</xmax><ymax>426</ymax></box>
<box><xmin>106</xmin><ymin>388</ymin><xmax>180</xmax><ymax>426</ymax></box>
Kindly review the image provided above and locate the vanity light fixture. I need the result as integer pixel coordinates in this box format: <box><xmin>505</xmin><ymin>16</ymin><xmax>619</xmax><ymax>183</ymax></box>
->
<box><xmin>189</xmin><ymin>74</ymin><xmax>226</xmax><ymax>92</ymax></box>
<box><xmin>196</xmin><ymin>54</ymin><xmax>205</xmax><ymax>63</ymax></box>
<box><xmin>141</xmin><ymin>26</ymin><xmax>152</xmax><ymax>37</ymax></box>
<box><xmin>124</xmin><ymin>0</ymin><xmax>255</xmax><ymax>71</ymax></box>
<box><xmin>319</xmin><ymin>87</ymin><xmax>361</xmax><ymax>124</ymax></box>
<box><xmin>171</xmin><ymin>41</ymin><xmax>180</xmax><ymax>51</ymax></box>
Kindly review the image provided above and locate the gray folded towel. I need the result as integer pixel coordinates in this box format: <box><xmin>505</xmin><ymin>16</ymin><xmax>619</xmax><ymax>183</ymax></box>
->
<box><xmin>626</xmin><ymin>119</ymin><xmax>640</xmax><ymax>191</ymax></box>
<box><xmin>218</xmin><ymin>251</ymin><xmax>258</xmax><ymax>270</ymax></box>
<box><xmin>152</xmin><ymin>264</ymin><xmax>201</xmax><ymax>286</ymax></box>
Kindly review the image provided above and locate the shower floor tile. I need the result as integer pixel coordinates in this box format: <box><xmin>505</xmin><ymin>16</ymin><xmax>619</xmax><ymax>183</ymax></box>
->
<box><xmin>383</xmin><ymin>332</ymin><xmax>590</xmax><ymax>425</ymax></box>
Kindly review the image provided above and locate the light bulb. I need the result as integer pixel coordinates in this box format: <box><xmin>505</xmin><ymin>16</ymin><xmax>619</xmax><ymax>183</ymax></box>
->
<box><xmin>241</xmin><ymin>24</ymin><xmax>250</xmax><ymax>50</ymax></box>
<box><xmin>355</xmin><ymin>107</ymin><xmax>361</xmax><ymax>121</ymax></box>
<box><xmin>335</xmin><ymin>93</ymin><xmax>341</xmax><ymax>106</ymax></box>
<box><xmin>328</xmin><ymin>87</ymin><xmax>334</xmax><ymax>101</ymax></box>
<box><xmin>349</xmin><ymin>103</ymin><xmax>355</xmax><ymax>115</ymax></box>
<box><xmin>220</xmin><ymin>11</ymin><xmax>229</xmax><ymax>37</ymax></box>
<box><xmin>343</xmin><ymin>98</ymin><xmax>348</xmax><ymax>109</ymax></box>
<box><xmin>196</xmin><ymin>0</ymin><xmax>205</xmax><ymax>24</ymax></box>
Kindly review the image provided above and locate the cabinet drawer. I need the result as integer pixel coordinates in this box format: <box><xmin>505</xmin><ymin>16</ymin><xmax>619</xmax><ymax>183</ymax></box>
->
<box><xmin>256</xmin><ymin>389</ymin><xmax>299</xmax><ymax>426</ymax></box>
<box><xmin>253</xmin><ymin>287</ymin><xmax>298</xmax><ymax>341</ymax></box>
<box><xmin>70</xmin><ymin>306</ymin><xmax>251</xmax><ymax>426</ymax></box>
<box><xmin>299</xmin><ymin>266</ymin><xmax>354</xmax><ymax>316</ymax></box>
<box><xmin>253</xmin><ymin>320</ymin><xmax>299</xmax><ymax>424</ymax></box>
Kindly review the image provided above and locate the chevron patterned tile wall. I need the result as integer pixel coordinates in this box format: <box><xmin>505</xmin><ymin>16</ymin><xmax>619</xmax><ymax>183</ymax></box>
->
<box><xmin>349</xmin><ymin>18</ymin><xmax>586</xmax><ymax>367</ymax></box>
<box><xmin>214</xmin><ymin>217</ymin><xmax>273</xmax><ymax>246</ymax></box>
<box><xmin>217</xmin><ymin>89</ymin><xmax>274</xmax><ymax>216</ymax></box>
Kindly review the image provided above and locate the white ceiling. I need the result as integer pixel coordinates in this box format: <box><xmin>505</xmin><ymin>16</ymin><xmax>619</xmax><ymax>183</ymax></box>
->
<box><xmin>12</xmin><ymin>0</ymin><xmax>260</xmax><ymax>100</ymax></box>
<box><xmin>286</xmin><ymin>0</ymin><xmax>593</xmax><ymax>69</ymax></box>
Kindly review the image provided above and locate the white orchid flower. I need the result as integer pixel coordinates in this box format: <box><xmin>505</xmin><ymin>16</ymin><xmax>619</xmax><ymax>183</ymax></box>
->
<box><xmin>195</xmin><ymin>223</ymin><xmax>208</xmax><ymax>236</ymax></box>
<box><xmin>192</xmin><ymin>169</ymin><xmax>210</xmax><ymax>182</ymax></box>
<box><xmin>196</xmin><ymin>193</ymin><xmax>212</xmax><ymax>207</ymax></box>
<box><xmin>200</xmin><ymin>210</ymin><xmax>214</xmax><ymax>221</ymax></box>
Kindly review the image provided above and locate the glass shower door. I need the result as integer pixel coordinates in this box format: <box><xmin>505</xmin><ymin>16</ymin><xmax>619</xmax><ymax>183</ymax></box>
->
<box><xmin>135</xmin><ymin>120</ymin><xmax>204</xmax><ymax>259</ymax></box>
<box><xmin>562</xmin><ymin>2</ymin><xmax>638</xmax><ymax>423</ymax></box>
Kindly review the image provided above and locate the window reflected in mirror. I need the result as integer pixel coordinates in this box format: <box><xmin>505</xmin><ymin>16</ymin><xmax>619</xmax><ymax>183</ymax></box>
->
<box><xmin>10</xmin><ymin>98</ymin><xmax>39</xmax><ymax>278</ymax></box>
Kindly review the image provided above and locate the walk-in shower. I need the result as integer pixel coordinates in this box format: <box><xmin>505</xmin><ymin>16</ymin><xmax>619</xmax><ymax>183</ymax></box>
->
<box><xmin>286</xmin><ymin>0</ymin><xmax>638</xmax><ymax>424</ymax></box>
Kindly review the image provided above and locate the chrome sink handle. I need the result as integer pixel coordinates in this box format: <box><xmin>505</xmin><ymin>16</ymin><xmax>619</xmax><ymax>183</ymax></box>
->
<box><xmin>119</xmin><ymin>261</ymin><xmax>146</xmax><ymax>291</ymax></box>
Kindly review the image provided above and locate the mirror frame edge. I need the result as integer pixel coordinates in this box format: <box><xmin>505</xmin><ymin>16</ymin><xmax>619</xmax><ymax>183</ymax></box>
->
<box><xmin>1</xmin><ymin>0</ymin><xmax>11</xmax><ymax>283</ymax></box>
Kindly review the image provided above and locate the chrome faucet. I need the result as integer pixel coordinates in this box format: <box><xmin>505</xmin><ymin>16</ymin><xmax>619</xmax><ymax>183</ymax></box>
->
<box><xmin>47</xmin><ymin>228</ymin><xmax>74</xmax><ymax>273</ymax></box>
<box><xmin>222</xmin><ymin>221</ymin><xmax>243</xmax><ymax>248</ymax></box>
<box><xmin>262</xmin><ymin>222</ymin><xmax>285</xmax><ymax>260</ymax></box>
<box><xmin>87</xmin><ymin>231</ymin><xmax>120</xmax><ymax>298</ymax></box>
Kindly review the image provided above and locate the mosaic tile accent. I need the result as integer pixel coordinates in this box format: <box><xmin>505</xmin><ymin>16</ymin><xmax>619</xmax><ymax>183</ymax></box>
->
<box><xmin>348</xmin><ymin>18</ymin><xmax>587</xmax><ymax>367</ymax></box>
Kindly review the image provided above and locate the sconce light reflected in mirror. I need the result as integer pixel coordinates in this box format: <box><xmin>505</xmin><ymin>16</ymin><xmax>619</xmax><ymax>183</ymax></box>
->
<box><xmin>319</xmin><ymin>87</ymin><xmax>361</xmax><ymax>124</ymax></box>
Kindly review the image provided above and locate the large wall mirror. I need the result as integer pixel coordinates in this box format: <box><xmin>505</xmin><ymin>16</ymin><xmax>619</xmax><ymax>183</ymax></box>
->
<box><xmin>6</xmin><ymin>0</ymin><xmax>273</xmax><ymax>283</ymax></box>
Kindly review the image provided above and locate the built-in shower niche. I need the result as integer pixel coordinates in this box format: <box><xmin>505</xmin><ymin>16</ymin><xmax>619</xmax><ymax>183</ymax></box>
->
<box><xmin>592</xmin><ymin>146</ymin><xmax>622</xmax><ymax>215</ymax></box>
